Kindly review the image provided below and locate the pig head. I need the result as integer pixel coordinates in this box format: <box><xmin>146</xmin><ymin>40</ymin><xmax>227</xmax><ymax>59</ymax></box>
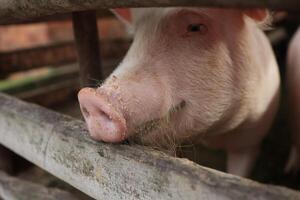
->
<box><xmin>78</xmin><ymin>8</ymin><xmax>280</xmax><ymax>176</ymax></box>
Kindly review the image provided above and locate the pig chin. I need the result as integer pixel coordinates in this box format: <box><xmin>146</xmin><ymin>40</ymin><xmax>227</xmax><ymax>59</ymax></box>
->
<box><xmin>128</xmin><ymin>100</ymin><xmax>187</xmax><ymax>148</ymax></box>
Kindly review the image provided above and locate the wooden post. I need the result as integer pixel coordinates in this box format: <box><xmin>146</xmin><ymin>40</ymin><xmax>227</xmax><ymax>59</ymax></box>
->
<box><xmin>72</xmin><ymin>11</ymin><xmax>103</xmax><ymax>87</ymax></box>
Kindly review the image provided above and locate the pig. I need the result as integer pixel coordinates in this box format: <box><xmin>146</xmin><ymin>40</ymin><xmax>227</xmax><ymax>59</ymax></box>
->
<box><xmin>78</xmin><ymin>8</ymin><xmax>280</xmax><ymax>177</ymax></box>
<box><xmin>285</xmin><ymin>27</ymin><xmax>300</xmax><ymax>173</ymax></box>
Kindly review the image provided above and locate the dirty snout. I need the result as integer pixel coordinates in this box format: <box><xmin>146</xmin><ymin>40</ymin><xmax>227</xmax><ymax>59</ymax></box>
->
<box><xmin>78</xmin><ymin>88</ymin><xmax>127</xmax><ymax>143</ymax></box>
<box><xmin>78</xmin><ymin>75</ymin><xmax>173</xmax><ymax>144</ymax></box>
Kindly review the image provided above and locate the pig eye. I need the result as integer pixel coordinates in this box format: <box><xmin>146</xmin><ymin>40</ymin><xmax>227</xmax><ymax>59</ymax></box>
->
<box><xmin>187</xmin><ymin>24</ymin><xmax>206</xmax><ymax>33</ymax></box>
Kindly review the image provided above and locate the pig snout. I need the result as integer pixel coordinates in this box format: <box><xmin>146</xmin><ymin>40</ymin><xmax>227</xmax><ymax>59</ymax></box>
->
<box><xmin>78</xmin><ymin>88</ymin><xmax>127</xmax><ymax>143</ymax></box>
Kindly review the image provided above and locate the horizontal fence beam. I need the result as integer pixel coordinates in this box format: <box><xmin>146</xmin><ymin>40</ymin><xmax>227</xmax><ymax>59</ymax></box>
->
<box><xmin>0</xmin><ymin>39</ymin><xmax>130</xmax><ymax>75</ymax></box>
<box><xmin>9</xmin><ymin>61</ymin><xmax>117</xmax><ymax>107</ymax></box>
<box><xmin>0</xmin><ymin>0</ymin><xmax>299</xmax><ymax>25</ymax></box>
<box><xmin>0</xmin><ymin>93</ymin><xmax>299</xmax><ymax>200</ymax></box>
<box><xmin>0</xmin><ymin>9</ymin><xmax>112</xmax><ymax>25</ymax></box>
<box><xmin>0</xmin><ymin>171</ymin><xmax>79</xmax><ymax>200</ymax></box>
<box><xmin>0</xmin><ymin>65</ymin><xmax>78</xmax><ymax>94</ymax></box>
<box><xmin>0</xmin><ymin>42</ymin><xmax>76</xmax><ymax>75</ymax></box>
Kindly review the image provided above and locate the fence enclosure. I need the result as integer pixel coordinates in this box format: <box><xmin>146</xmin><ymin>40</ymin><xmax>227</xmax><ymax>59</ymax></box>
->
<box><xmin>0</xmin><ymin>1</ymin><xmax>300</xmax><ymax>199</ymax></box>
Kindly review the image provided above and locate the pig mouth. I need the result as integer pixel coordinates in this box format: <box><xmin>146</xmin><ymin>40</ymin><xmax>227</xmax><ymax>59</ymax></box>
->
<box><xmin>132</xmin><ymin>100</ymin><xmax>186</xmax><ymax>136</ymax></box>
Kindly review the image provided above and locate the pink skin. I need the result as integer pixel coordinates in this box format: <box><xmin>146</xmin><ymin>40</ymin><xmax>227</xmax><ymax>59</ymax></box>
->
<box><xmin>78</xmin><ymin>88</ymin><xmax>126</xmax><ymax>143</ymax></box>
<box><xmin>78</xmin><ymin>8</ymin><xmax>280</xmax><ymax>177</ymax></box>
<box><xmin>286</xmin><ymin>27</ymin><xmax>300</xmax><ymax>173</ymax></box>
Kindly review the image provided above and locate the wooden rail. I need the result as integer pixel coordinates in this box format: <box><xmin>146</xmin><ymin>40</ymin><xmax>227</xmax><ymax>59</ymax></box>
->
<box><xmin>0</xmin><ymin>92</ymin><xmax>299</xmax><ymax>200</ymax></box>
<box><xmin>0</xmin><ymin>172</ymin><xmax>79</xmax><ymax>200</ymax></box>
<box><xmin>0</xmin><ymin>39</ymin><xmax>130</xmax><ymax>75</ymax></box>
<box><xmin>3</xmin><ymin>61</ymin><xmax>119</xmax><ymax>107</ymax></box>
<box><xmin>0</xmin><ymin>0</ymin><xmax>298</xmax><ymax>25</ymax></box>
<box><xmin>0</xmin><ymin>42</ymin><xmax>76</xmax><ymax>75</ymax></box>
<box><xmin>0</xmin><ymin>9</ymin><xmax>112</xmax><ymax>25</ymax></box>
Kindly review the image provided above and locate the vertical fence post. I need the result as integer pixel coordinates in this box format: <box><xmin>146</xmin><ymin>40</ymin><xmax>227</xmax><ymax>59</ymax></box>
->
<box><xmin>72</xmin><ymin>10</ymin><xmax>103</xmax><ymax>87</ymax></box>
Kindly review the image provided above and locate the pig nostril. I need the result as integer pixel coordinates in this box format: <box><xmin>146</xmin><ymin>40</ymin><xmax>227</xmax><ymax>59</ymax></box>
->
<box><xmin>99</xmin><ymin>110</ymin><xmax>108</xmax><ymax>119</ymax></box>
<box><xmin>97</xmin><ymin>109</ymin><xmax>112</xmax><ymax>122</ymax></box>
<box><xmin>82</xmin><ymin>107</ymin><xmax>90</xmax><ymax>118</ymax></box>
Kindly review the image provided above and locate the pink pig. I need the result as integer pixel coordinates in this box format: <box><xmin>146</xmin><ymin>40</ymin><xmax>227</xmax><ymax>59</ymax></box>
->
<box><xmin>78</xmin><ymin>8</ymin><xmax>280</xmax><ymax>177</ymax></box>
<box><xmin>285</xmin><ymin>27</ymin><xmax>300</xmax><ymax>173</ymax></box>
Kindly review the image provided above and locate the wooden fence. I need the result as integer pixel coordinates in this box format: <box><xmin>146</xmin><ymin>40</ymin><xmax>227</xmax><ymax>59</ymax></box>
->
<box><xmin>0</xmin><ymin>0</ymin><xmax>300</xmax><ymax>199</ymax></box>
<box><xmin>0</xmin><ymin>0</ymin><xmax>299</xmax><ymax>25</ymax></box>
<box><xmin>0</xmin><ymin>93</ymin><xmax>300</xmax><ymax>200</ymax></box>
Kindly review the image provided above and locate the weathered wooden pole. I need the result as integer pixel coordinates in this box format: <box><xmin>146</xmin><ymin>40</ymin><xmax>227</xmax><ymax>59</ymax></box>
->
<box><xmin>0</xmin><ymin>0</ymin><xmax>299</xmax><ymax>25</ymax></box>
<box><xmin>0</xmin><ymin>92</ymin><xmax>300</xmax><ymax>200</ymax></box>
<box><xmin>0</xmin><ymin>172</ymin><xmax>79</xmax><ymax>200</ymax></box>
<box><xmin>0</xmin><ymin>9</ymin><xmax>112</xmax><ymax>26</ymax></box>
<box><xmin>72</xmin><ymin>10</ymin><xmax>103</xmax><ymax>86</ymax></box>
<box><xmin>0</xmin><ymin>39</ymin><xmax>130</xmax><ymax>75</ymax></box>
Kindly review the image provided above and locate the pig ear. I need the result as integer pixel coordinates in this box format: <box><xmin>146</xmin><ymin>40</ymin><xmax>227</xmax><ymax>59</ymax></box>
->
<box><xmin>111</xmin><ymin>8</ymin><xmax>133</xmax><ymax>27</ymax></box>
<box><xmin>244</xmin><ymin>9</ymin><xmax>268</xmax><ymax>22</ymax></box>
